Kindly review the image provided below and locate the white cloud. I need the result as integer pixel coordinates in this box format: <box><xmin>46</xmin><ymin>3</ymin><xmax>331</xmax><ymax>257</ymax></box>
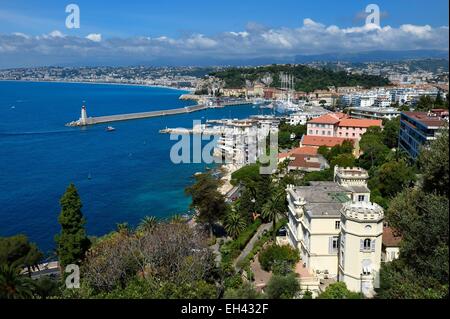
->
<box><xmin>48</xmin><ymin>30</ymin><xmax>64</xmax><ymax>38</ymax></box>
<box><xmin>12</xmin><ymin>32</ymin><xmax>29</xmax><ymax>39</ymax></box>
<box><xmin>86</xmin><ymin>33</ymin><xmax>102</xmax><ymax>42</ymax></box>
<box><xmin>0</xmin><ymin>20</ymin><xmax>448</xmax><ymax>67</ymax></box>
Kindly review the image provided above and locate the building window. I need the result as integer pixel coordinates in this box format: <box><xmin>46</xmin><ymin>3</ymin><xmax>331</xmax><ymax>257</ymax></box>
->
<box><xmin>335</xmin><ymin>221</ymin><xmax>341</xmax><ymax>230</ymax></box>
<box><xmin>327</xmin><ymin>131</ymin><xmax>331</xmax><ymax>136</ymax></box>
<box><xmin>358</xmin><ymin>195</ymin><xmax>365</xmax><ymax>202</ymax></box>
<box><xmin>329</xmin><ymin>236</ymin><xmax>339</xmax><ymax>254</ymax></box>
<box><xmin>362</xmin><ymin>259</ymin><xmax>372</xmax><ymax>275</ymax></box>
<box><xmin>362</xmin><ymin>238</ymin><xmax>371</xmax><ymax>251</ymax></box>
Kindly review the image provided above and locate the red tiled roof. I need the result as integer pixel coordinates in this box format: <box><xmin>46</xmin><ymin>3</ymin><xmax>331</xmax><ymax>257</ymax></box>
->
<box><xmin>278</xmin><ymin>146</ymin><xmax>318</xmax><ymax>159</ymax></box>
<box><xmin>382</xmin><ymin>227</ymin><xmax>402</xmax><ymax>247</ymax></box>
<box><xmin>278</xmin><ymin>152</ymin><xmax>291</xmax><ymax>159</ymax></box>
<box><xmin>308</xmin><ymin>114</ymin><xmax>341</xmax><ymax>125</ymax></box>
<box><xmin>291</xmin><ymin>146</ymin><xmax>318</xmax><ymax>156</ymax></box>
<box><xmin>302</xmin><ymin>135</ymin><xmax>351</xmax><ymax>148</ymax></box>
<box><xmin>289</xmin><ymin>154</ymin><xmax>321</xmax><ymax>169</ymax></box>
<box><xmin>308</xmin><ymin>112</ymin><xmax>349</xmax><ymax>125</ymax></box>
<box><xmin>338</xmin><ymin>118</ymin><xmax>383</xmax><ymax>128</ymax></box>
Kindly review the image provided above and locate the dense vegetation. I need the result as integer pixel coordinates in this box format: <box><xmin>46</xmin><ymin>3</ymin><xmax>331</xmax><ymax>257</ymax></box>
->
<box><xmin>278</xmin><ymin>121</ymin><xmax>307</xmax><ymax>149</ymax></box>
<box><xmin>378</xmin><ymin>130</ymin><xmax>449</xmax><ymax>299</ymax></box>
<box><xmin>258</xmin><ymin>244</ymin><xmax>300</xmax><ymax>274</ymax></box>
<box><xmin>209</xmin><ymin>64</ymin><xmax>391</xmax><ymax>92</ymax></box>
<box><xmin>0</xmin><ymin>117</ymin><xmax>447</xmax><ymax>300</ymax></box>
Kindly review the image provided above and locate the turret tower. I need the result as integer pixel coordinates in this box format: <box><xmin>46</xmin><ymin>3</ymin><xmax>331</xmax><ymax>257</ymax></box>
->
<box><xmin>338</xmin><ymin>200</ymin><xmax>384</xmax><ymax>298</ymax></box>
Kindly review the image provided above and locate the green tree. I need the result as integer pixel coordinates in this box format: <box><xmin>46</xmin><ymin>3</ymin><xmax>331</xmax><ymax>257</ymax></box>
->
<box><xmin>170</xmin><ymin>214</ymin><xmax>185</xmax><ymax>224</ymax></box>
<box><xmin>358</xmin><ymin>127</ymin><xmax>391</xmax><ymax>169</ymax></box>
<box><xmin>230</xmin><ymin>164</ymin><xmax>260</xmax><ymax>186</ymax></box>
<box><xmin>261</xmin><ymin>191</ymin><xmax>285</xmax><ymax>242</ymax></box>
<box><xmin>185</xmin><ymin>172</ymin><xmax>227</xmax><ymax>236</ymax></box>
<box><xmin>238</xmin><ymin>187</ymin><xmax>256</xmax><ymax>222</ymax></box>
<box><xmin>379</xmin><ymin>259</ymin><xmax>447</xmax><ymax>299</ymax></box>
<box><xmin>278</xmin><ymin>131</ymin><xmax>293</xmax><ymax>149</ymax></box>
<box><xmin>370</xmin><ymin>160</ymin><xmax>416</xmax><ymax>198</ymax></box>
<box><xmin>435</xmin><ymin>91</ymin><xmax>444</xmax><ymax>107</ymax></box>
<box><xmin>117</xmin><ymin>222</ymin><xmax>132</xmax><ymax>234</ymax></box>
<box><xmin>387</xmin><ymin>189</ymin><xmax>448</xmax><ymax>284</ymax></box>
<box><xmin>255</xmin><ymin>175</ymin><xmax>272</xmax><ymax>213</ymax></box>
<box><xmin>379</xmin><ymin>131</ymin><xmax>449</xmax><ymax>299</ymax></box>
<box><xmin>330</xmin><ymin>153</ymin><xmax>356</xmax><ymax>168</ymax></box>
<box><xmin>224</xmin><ymin>211</ymin><xmax>248</xmax><ymax>239</ymax></box>
<box><xmin>0</xmin><ymin>264</ymin><xmax>35</xmax><ymax>299</ymax></box>
<box><xmin>258</xmin><ymin>244</ymin><xmax>300</xmax><ymax>272</ymax></box>
<box><xmin>414</xmin><ymin>95</ymin><xmax>435</xmax><ymax>111</ymax></box>
<box><xmin>302</xmin><ymin>290</ymin><xmax>313</xmax><ymax>299</ymax></box>
<box><xmin>419</xmin><ymin>129</ymin><xmax>449</xmax><ymax>197</ymax></box>
<box><xmin>224</xmin><ymin>282</ymin><xmax>264</xmax><ymax>299</ymax></box>
<box><xmin>55</xmin><ymin>184</ymin><xmax>91</xmax><ymax>268</ymax></box>
<box><xmin>0</xmin><ymin>235</ymin><xmax>43</xmax><ymax>276</ymax></box>
<box><xmin>318</xmin><ymin>282</ymin><xmax>362</xmax><ymax>299</ymax></box>
<box><xmin>33</xmin><ymin>276</ymin><xmax>61</xmax><ymax>299</ymax></box>
<box><xmin>382</xmin><ymin>117</ymin><xmax>401</xmax><ymax>149</ymax></box>
<box><xmin>137</xmin><ymin>216</ymin><xmax>158</xmax><ymax>233</ymax></box>
<box><xmin>266</xmin><ymin>274</ymin><xmax>300</xmax><ymax>299</ymax></box>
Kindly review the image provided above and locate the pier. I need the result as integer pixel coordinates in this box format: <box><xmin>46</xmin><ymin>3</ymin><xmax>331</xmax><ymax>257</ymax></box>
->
<box><xmin>66</xmin><ymin>100</ymin><xmax>253</xmax><ymax>127</ymax></box>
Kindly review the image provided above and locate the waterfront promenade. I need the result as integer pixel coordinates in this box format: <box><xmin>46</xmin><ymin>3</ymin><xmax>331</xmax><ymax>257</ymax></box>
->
<box><xmin>66</xmin><ymin>100</ymin><xmax>253</xmax><ymax>127</ymax></box>
<box><xmin>66</xmin><ymin>104</ymin><xmax>208</xmax><ymax>127</ymax></box>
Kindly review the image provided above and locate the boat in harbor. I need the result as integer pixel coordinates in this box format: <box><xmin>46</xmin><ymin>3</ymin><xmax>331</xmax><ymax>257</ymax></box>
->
<box><xmin>106</xmin><ymin>126</ymin><xmax>116</xmax><ymax>132</ymax></box>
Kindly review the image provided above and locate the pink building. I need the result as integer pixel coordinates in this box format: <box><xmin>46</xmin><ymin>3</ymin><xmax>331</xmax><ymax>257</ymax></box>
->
<box><xmin>306</xmin><ymin>113</ymin><xmax>382</xmax><ymax>142</ymax></box>
<box><xmin>336</xmin><ymin>119</ymin><xmax>383</xmax><ymax>140</ymax></box>
<box><xmin>307</xmin><ymin>113</ymin><xmax>347</xmax><ymax>137</ymax></box>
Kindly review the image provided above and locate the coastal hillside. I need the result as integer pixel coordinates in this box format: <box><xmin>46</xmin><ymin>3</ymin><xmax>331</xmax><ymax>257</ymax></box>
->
<box><xmin>208</xmin><ymin>64</ymin><xmax>391</xmax><ymax>92</ymax></box>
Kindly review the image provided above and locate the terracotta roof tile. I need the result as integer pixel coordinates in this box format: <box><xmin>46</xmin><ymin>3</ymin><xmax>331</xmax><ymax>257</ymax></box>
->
<box><xmin>338</xmin><ymin>119</ymin><xmax>383</xmax><ymax>128</ymax></box>
<box><xmin>383</xmin><ymin>227</ymin><xmax>402</xmax><ymax>247</ymax></box>
<box><xmin>302</xmin><ymin>135</ymin><xmax>352</xmax><ymax>148</ymax></box>
<box><xmin>289</xmin><ymin>154</ymin><xmax>321</xmax><ymax>169</ymax></box>
<box><xmin>308</xmin><ymin>114</ymin><xmax>341</xmax><ymax>124</ymax></box>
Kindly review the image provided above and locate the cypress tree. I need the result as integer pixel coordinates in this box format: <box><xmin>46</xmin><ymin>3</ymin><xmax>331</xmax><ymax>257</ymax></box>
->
<box><xmin>55</xmin><ymin>184</ymin><xmax>90</xmax><ymax>268</ymax></box>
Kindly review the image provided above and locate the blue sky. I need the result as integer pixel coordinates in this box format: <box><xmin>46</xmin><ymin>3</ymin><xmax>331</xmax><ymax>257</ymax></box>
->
<box><xmin>0</xmin><ymin>0</ymin><xmax>448</xmax><ymax>67</ymax></box>
<box><xmin>0</xmin><ymin>0</ymin><xmax>448</xmax><ymax>36</ymax></box>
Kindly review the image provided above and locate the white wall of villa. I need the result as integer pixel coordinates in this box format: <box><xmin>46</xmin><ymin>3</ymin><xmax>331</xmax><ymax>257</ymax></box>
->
<box><xmin>286</xmin><ymin>166</ymin><xmax>384</xmax><ymax>297</ymax></box>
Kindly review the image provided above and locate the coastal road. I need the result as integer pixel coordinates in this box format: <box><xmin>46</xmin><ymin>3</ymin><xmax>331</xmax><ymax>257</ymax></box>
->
<box><xmin>233</xmin><ymin>222</ymin><xmax>272</xmax><ymax>270</ymax></box>
<box><xmin>225</xmin><ymin>185</ymin><xmax>242</xmax><ymax>203</ymax></box>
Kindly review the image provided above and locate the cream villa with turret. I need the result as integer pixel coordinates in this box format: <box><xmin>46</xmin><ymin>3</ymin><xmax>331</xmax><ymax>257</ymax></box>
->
<box><xmin>286</xmin><ymin>166</ymin><xmax>384</xmax><ymax>297</ymax></box>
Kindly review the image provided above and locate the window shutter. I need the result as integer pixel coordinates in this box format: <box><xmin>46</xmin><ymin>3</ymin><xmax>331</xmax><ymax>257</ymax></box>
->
<box><xmin>328</xmin><ymin>237</ymin><xmax>333</xmax><ymax>255</ymax></box>
<box><xmin>371</xmin><ymin>239</ymin><xmax>376</xmax><ymax>252</ymax></box>
<box><xmin>360</xmin><ymin>239</ymin><xmax>364</xmax><ymax>252</ymax></box>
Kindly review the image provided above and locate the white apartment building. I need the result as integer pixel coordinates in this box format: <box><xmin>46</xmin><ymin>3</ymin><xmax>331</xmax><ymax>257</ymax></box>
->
<box><xmin>288</xmin><ymin>107</ymin><xmax>329</xmax><ymax>126</ymax></box>
<box><xmin>286</xmin><ymin>166</ymin><xmax>384</xmax><ymax>297</ymax></box>
<box><xmin>349</xmin><ymin>107</ymin><xmax>400</xmax><ymax>121</ymax></box>
<box><xmin>213</xmin><ymin>118</ymin><xmax>279</xmax><ymax>168</ymax></box>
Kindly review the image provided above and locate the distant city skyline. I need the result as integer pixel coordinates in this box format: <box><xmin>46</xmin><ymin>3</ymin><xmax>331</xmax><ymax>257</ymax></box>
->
<box><xmin>0</xmin><ymin>0</ymin><xmax>448</xmax><ymax>68</ymax></box>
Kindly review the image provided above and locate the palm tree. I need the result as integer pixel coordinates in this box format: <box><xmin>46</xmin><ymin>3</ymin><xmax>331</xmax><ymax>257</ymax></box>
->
<box><xmin>262</xmin><ymin>190</ymin><xmax>286</xmax><ymax>242</ymax></box>
<box><xmin>0</xmin><ymin>264</ymin><xmax>35</xmax><ymax>299</ymax></box>
<box><xmin>138</xmin><ymin>216</ymin><xmax>158</xmax><ymax>233</ymax></box>
<box><xmin>116</xmin><ymin>222</ymin><xmax>131</xmax><ymax>236</ymax></box>
<box><xmin>170</xmin><ymin>214</ymin><xmax>185</xmax><ymax>224</ymax></box>
<box><xmin>224</xmin><ymin>211</ymin><xmax>247</xmax><ymax>239</ymax></box>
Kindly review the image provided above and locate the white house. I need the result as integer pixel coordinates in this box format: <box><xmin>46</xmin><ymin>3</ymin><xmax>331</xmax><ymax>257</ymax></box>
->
<box><xmin>286</xmin><ymin>166</ymin><xmax>384</xmax><ymax>297</ymax></box>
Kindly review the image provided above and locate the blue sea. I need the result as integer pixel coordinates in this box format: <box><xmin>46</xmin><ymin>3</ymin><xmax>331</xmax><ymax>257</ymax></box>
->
<box><xmin>0</xmin><ymin>81</ymin><xmax>268</xmax><ymax>253</ymax></box>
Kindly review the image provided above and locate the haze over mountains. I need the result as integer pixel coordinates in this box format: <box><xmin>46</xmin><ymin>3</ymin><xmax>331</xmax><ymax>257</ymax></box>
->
<box><xmin>2</xmin><ymin>50</ymin><xmax>448</xmax><ymax>69</ymax></box>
